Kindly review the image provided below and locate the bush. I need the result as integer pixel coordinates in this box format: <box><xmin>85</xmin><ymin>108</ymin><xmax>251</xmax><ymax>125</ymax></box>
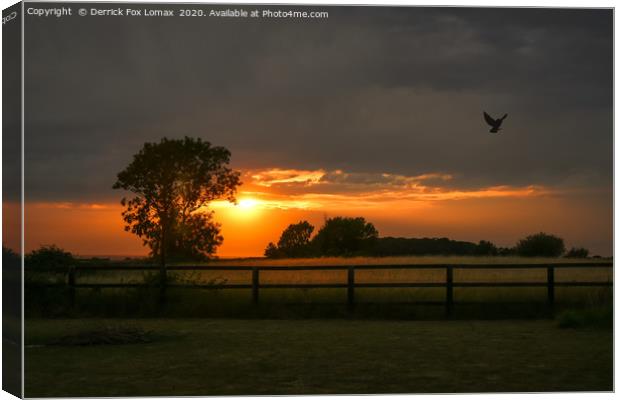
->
<box><xmin>3</xmin><ymin>246</ymin><xmax>19</xmax><ymax>266</ymax></box>
<box><xmin>474</xmin><ymin>240</ymin><xmax>498</xmax><ymax>256</ymax></box>
<box><xmin>565</xmin><ymin>247</ymin><xmax>589</xmax><ymax>258</ymax></box>
<box><xmin>26</xmin><ymin>245</ymin><xmax>75</xmax><ymax>270</ymax></box>
<box><xmin>372</xmin><ymin>237</ymin><xmax>480</xmax><ymax>256</ymax></box>
<box><xmin>3</xmin><ymin>246</ymin><xmax>21</xmax><ymax>318</ymax></box>
<box><xmin>515</xmin><ymin>232</ymin><xmax>565</xmax><ymax>257</ymax></box>
<box><xmin>24</xmin><ymin>245</ymin><xmax>76</xmax><ymax>317</ymax></box>
<box><xmin>497</xmin><ymin>247</ymin><xmax>516</xmax><ymax>256</ymax></box>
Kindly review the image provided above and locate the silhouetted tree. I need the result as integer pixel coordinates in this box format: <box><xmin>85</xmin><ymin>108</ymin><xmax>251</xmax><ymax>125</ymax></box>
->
<box><xmin>113</xmin><ymin>137</ymin><xmax>241</xmax><ymax>264</ymax></box>
<box><xmin>3</xmin><ymin>246</ymin><xmax>19</xmax><ymax>266</ymax></box>
<box><xmin>3</xmin><ymin>246</ymin><xmax>21</xmax><ymax>319</ymax></box>
<box><xmin>372</xmin><ymin>237</ymin><xmax>479</xmax><ymax>256</ymax></box>
<box><xmin>25</xmin><ymin>245</ymin><xmax>74</xmax><ymax>270</ymax></box>
<box><xmin>515</xmin><ymin>232</ymin><xmax>565</xmax><ymax>257</ymax></box>
<box><xmin>265</xmin><ymin>221</ymin><xmax>315</xmax><ymax>258</ymax></box>
<box><xmin>277</xmin><ymin>221</ymin><xmax>314</xmax><ymax>257</ymax></box>
<box><xmin>264</xmin><ymin>242</ymin><xmax>281</xmax><ymax>258</ymax></box>
<box><xmin>497</xmin><ymin>246</ymin><xmax>516</xmax><ymax>256</ymax></box>
<box><xmin>311</xmin><ymin>217</ymin><xmax>378</xmax><ymax>256</ymax></box>
<box><xmin>474</xmin><ymin>240</ymin><xmax>498</xmax><ymax>256</ymax></box>
<box><xmin>565</xmin><ymin>247</ymin><xmax>589</xmax><ymax>258</ymax></box>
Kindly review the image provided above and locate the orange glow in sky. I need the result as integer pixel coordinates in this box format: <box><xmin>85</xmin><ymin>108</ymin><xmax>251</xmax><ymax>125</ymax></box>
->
<box><xmin>11</xmin><ymin>167</ymin><xmax>613</xmax><ymax>258</ymax></box>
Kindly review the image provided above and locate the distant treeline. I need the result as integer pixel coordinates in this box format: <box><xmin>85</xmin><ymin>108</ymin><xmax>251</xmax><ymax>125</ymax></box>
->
<box><xmin>373</xmin><ymin>237</ymin><xmax>508</xmax><ymax>257</ymax></box>
<box><xmin>265</xmin><ymin>217</ymin><xmax>592</xmax><ymax>259</ymax></box>
<box><xmin>7</xmin><ymin>217</ymin><xmax>593</xmax><ymax>268</ymax></box>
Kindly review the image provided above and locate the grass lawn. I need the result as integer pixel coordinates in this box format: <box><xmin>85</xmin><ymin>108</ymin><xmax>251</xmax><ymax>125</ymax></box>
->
<box><xmin>25</xmin><ymin>318</ymin><xmax>612</xmax><ymax>396</ymax></box>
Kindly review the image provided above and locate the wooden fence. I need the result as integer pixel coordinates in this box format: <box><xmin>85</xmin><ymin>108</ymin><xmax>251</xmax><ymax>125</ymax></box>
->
<box><xmin>30</xmin><ymin>261</ymin><xmax>613</xmax><ymax>315</ymax></box>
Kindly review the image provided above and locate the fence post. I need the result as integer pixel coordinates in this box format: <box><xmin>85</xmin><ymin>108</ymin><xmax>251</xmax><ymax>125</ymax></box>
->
<box><xmin>347</xmin><ymin>266</ymin><xmax>355</xmax><ymax>312</ymax></box>
<box><xmin>68</xmin><ymin>266</ymin><xmax>76</xmax><ymax>309</ymax></box>
<box><xmin>547</xmin><ymin>266</ymin><xmax>555</xmax><ymax>311</ymax></box>
<box><xmin>446</xmin><ymin>266</ymin><xmax>454</xmax><ymax>317</ymax></box>
<box><xmin>252</xmin><ymin>268</ymin><xmax>259</xmax><ymax>305</ymax></box>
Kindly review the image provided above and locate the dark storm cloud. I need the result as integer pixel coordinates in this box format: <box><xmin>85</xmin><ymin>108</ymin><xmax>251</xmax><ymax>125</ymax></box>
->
<box><xmin>24</xmin><ymin>5</ymin><xmax>612</xmax><ymax>201</ymax></box>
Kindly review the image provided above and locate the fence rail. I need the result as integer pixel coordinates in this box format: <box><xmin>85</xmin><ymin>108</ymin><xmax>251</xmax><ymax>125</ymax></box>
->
<box><xmin>27</xmin><ymin>262</ymin><xmax>613</xmax><ymax>315</ymax></box>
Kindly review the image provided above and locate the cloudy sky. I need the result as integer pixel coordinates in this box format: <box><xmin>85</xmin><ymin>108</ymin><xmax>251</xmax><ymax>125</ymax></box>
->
<box><xmin>19</xmin><ymin>5</ymin><xmax>612</xmax><ymax>257</ymax></box>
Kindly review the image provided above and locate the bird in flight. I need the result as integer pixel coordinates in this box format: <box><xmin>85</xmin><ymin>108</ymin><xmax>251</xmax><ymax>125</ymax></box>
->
<box><xmin>483</xmin><ymin>112</ymin><xmax>508</xmax><ymax>133</ymax></box>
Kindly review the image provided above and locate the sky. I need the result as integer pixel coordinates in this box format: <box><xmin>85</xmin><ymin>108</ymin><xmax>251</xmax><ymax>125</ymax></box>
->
<box><xmin>15</xmin><ymin>5</ymin><xmax>613</xmax><ymax>257</ymax></box>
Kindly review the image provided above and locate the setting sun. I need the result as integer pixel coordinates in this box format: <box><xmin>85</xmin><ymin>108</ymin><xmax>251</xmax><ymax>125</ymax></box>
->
<box><xmin>237</xmin><ymin>198</ymin><xmax>259</xmax><ymax>210</ymax></box>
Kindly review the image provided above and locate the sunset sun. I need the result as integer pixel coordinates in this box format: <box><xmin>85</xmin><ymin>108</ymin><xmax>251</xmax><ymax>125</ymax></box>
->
<box><xmin>237</xmin><ymin>198</ymin><xmax>260</xmax><ymax>211</ymax></box>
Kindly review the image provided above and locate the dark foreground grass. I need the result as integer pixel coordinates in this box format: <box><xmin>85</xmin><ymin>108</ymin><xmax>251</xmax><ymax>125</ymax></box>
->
<box><xmin>25</xmin><ymin>318</ymin><xmax>612</xmax><ymax>396</ymax></box>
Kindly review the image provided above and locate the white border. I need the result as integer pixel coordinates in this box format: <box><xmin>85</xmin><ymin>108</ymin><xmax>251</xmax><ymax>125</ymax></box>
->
<box><xmin>0</xmin><ymin>1</ymin><xmax>616</xmax><ymax>400</ymax></box>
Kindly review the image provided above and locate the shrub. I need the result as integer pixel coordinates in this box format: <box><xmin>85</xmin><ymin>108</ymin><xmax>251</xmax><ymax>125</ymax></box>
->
<box><xmin>515</xmin><ymin>232</ymin><xmax>565</xmax><ymax>257</ymax></box>
<box><xmin>497</xmin><ymin>247</ymin><xmax>516</xmax><ymax>256</ymax></box>
<box><xmin>565</xmin><ymin>247</ymin><xmax>589</xmax><ymax>258</ymax></box>
<box><xmin>25</xmin><ymin>245</ymin><xmax>75</xmax><ymax>270</ymax></box>
<box><xmin>24</xmin><ymin>245</ymin><xmax>76</xmax><ymax>317</ymax></box>
<box><xmin>474</xmin><ymin>240</ymin><xmax>498</xmax><ymax>256</ymax></box>
<box><xmin>3</xmin><ymin>246</ymin><xmax>19</xmax><ymax>266</ymax></box>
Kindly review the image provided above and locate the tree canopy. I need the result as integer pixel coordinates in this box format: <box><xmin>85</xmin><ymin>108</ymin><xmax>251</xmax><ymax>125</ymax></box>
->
<box><xmin>264</xmin><ymin>217</ymin><xmax>511</xmax><ymax>258</ymax></box>
<box><xmin>312</xmin><ymin>217</ymin><xmax>378</xmax><ymax>256</ymax></box>
<box><xmin>265</xmin><ymin>221</ymin><xmax>315</xmax><ymax>258</ymax></box>
<box><xmin>515</xmin><ymin>232</ymin><xmax>565</xmax><ymax>257</ymax></box>
<box><xmin>113</xmin><ymin>137</ymin><xmax>241</xmax><ymax>262</ymax></box>
<box><xmin>373</xmin><ymin>237</ymin><xmax>499</xmax><ymax>256</ymax></box>
<box><xmin>25</xmin><ymin>245</ymin><xmax>74</xmax><ymax>270</ymax></box>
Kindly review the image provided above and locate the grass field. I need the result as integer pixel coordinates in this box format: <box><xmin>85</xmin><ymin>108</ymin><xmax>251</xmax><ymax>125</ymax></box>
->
<box><xmin>24</xmin><ymin>318</ymin><xmax>612</xmax><ymax>396</ymax></box>
<box><xmin>24</xmin><ymin>257</ymin><xmax>613</xmax><ymax>395</ymax></box>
